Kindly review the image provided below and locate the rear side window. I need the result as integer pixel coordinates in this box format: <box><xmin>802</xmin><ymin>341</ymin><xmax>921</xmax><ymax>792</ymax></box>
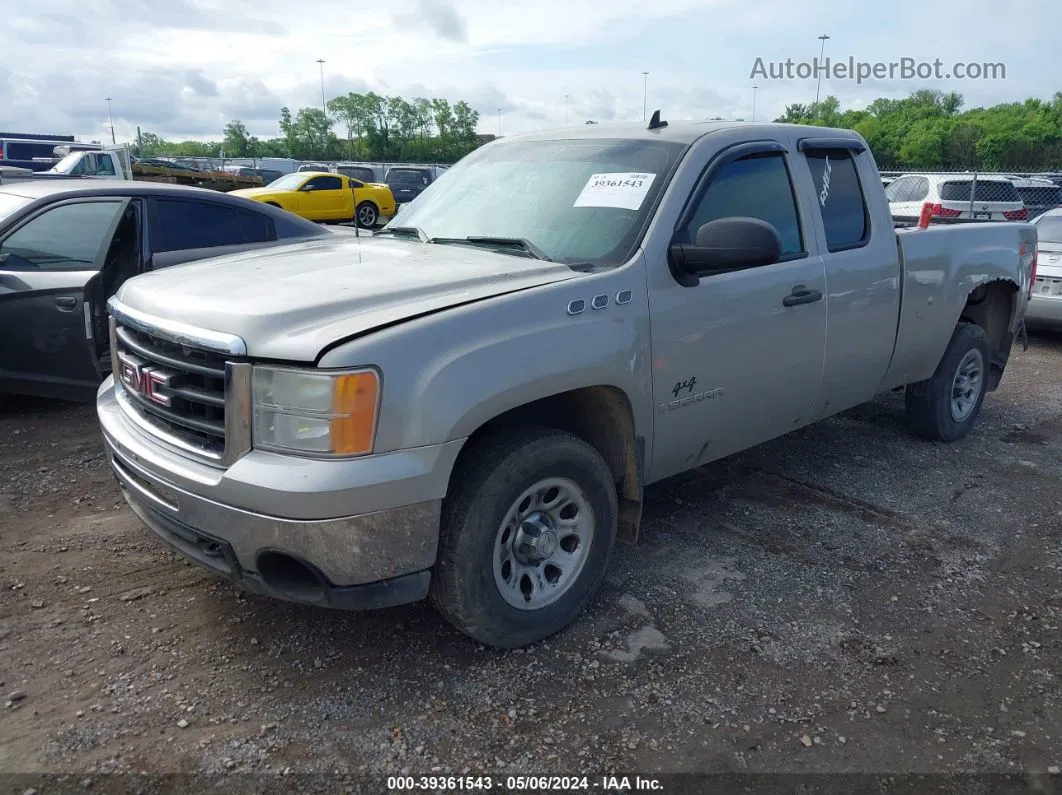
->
<box><xmin>685</xmin><ymin>153</ymin><xmax>804</xmax><ymax>258</ymax></box>
<box><xmin>153</xmin><ymin>199</ymin><xmax>244</xmax><ymax>252</ymax></box>
<box><xmin>238</xmin><ymin>210</ymin><xmax>276</xmax><ymax>244</ymax></box>
<box><xmin>940</xmin><ymin>180</ymin><xmax>1021</xmax><ymax>203</ymax></box>
<box><xmin>804</xmin><ymin>149</ymin><xmax>869</xmax><ymax>251</ymax></box>
<box><xmin>305</xmin><ymin>175</ymin><xmax>342</xmax><ymax>191</ymax></box>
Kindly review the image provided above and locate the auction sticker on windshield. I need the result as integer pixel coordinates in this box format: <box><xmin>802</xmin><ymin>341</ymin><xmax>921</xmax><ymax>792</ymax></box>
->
<box><xmin>573</xmin><ymin>173</ymin><xmax>656</xmax><ymax>210</ymax></box>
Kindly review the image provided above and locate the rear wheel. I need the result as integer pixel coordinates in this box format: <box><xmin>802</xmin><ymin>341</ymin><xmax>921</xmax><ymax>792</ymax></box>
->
<box><xmin>431</xmin><ymin>427</ymin><xmax>618</xmax><ymax>648</ymax></box>
<box><xmin>905</xmin><ymin>322</ymin><xmax>990</xmax><ymax>442</ymax></box>
<box><xmin>356</xmin><ymin>202</ymin><xmax>378</xmax><ymax>229</ymax></box>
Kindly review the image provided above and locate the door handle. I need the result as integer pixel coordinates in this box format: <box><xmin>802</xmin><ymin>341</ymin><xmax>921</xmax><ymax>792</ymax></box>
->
<box><xmin>782</xmin><ymin>285</ymin><xmax>823</xmax><ymax>307</ymax></box>
<box><xmin>54</xmin><ymin>296</ymin><xmax>79</xmax><ymax>311</ymax></box>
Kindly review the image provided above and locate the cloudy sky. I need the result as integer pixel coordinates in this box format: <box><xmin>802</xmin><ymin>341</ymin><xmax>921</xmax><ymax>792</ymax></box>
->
<box><xmin>1</xmin><ymin>0</ymin><xmax>1056</xmax><ymax>143</ymax></box>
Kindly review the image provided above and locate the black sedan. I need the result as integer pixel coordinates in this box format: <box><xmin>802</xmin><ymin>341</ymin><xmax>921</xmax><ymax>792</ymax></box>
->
<box><xmin>0</xmin><ymin>179</ymin><xmax>333</xmax><ymax>402</ymax></box>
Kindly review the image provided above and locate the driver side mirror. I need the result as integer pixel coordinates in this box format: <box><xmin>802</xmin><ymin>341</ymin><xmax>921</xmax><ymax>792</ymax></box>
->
<box><xmin>668</xmin><ymin>217</ymin><xmax>782</xmax><ymax>287</ymax></box>
<box><xmin>300</xmin><ymin>184</ymin><xmax>315</xmax><ymax>192</ymax></box>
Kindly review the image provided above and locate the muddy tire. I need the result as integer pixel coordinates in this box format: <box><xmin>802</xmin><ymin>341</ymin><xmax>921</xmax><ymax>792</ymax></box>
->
<box><xmin>431</xmin><ymin>426</ymin><xmax>618</xmax><ymax>648</ymax></box>
<box><xmin>905</xmin><ymin>322</ymin><xmax>990</xmax><ymax>442</ymax></box>
<box><xmin>355</xmin><ymin>202</ymin><xmax>378</xmax><ymax>229</ymax></box>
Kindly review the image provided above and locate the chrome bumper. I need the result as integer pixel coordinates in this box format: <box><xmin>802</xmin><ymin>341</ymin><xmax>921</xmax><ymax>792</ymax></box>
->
<box><xmin>98</xmin><ymin>376</ymin><xmax>464</xmax><ymax>590</ymax></box>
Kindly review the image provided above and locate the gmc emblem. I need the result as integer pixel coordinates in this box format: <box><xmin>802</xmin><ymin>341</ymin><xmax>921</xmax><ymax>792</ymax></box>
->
<box><xmin>117</xmin><ymin>352</ymin><xmax>174</xmax><ymax>407</ymax></box>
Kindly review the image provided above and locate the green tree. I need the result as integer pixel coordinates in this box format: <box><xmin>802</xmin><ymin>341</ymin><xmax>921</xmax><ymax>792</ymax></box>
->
<box><xmin>222</xmin><ymin>120</ymin><xmax>258</xmax><ymax>157</ymax></box>
<box><xmin>279</xmin><ymin>106</ymin><xmax>298</xmax><ymax>158</ymax></box>
<box><xmin>432</xmin><ymin>98</ymin><xmax>455</xmax><ymax>140</ymax></box>
<box><xmin>135</xmin><ymin>132</ymin><xmax>166</xmax><ymax>156</ymax></box>
<box><xmin>293</xmin><ymin>107</ymin><xmax>336</xmax><ymax>159</ymax></box>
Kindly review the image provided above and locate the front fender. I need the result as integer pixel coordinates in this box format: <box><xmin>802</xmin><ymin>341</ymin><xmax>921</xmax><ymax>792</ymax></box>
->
<box><xmin>316</xmin><ymin>263</ymin><xmax>654</xmax><ymax>455</ymax></box>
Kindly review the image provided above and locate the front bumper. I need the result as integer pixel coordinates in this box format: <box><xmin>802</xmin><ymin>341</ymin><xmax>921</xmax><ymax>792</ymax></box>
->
<box><xmin>98</xmin><ymin>377</ymin><xmax>465</xmax><ymax>606</ymax></box>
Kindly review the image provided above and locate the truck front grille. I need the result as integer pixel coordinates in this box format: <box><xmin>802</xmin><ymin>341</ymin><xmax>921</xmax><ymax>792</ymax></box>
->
<box><xmin>109</xmin><ymin>308</ymin><xmax>252</xmax><ymax>467</ymax></box>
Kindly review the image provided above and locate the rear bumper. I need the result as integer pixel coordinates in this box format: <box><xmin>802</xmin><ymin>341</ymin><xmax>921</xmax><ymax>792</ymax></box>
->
<box><xmin>1025</xmin><ymin>295</ymin><xmax>1062</xmax><ymax>328</ymax></box>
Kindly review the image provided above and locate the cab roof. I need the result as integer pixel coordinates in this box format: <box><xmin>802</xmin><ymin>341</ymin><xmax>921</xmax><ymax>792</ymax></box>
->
<box><xmin>497</xmin><ymin>120</ymin><xmax>867</xmax><ymax>147</ymax></box>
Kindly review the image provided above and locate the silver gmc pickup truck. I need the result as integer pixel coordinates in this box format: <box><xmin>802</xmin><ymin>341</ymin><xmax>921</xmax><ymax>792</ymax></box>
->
<box><xmin>96</xmin><ymin>119</ymin><xmax>1037</xmax><ymax>648</ymax></box>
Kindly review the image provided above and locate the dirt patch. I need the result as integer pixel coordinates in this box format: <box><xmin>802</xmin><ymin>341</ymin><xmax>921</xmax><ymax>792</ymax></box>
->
<box><xmin>2</xmin><ymin>334</ymin><xmax>1062</xmax><ymax>785</ymax></box>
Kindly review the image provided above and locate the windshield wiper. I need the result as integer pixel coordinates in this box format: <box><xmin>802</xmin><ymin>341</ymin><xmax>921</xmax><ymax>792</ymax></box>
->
<box><xmin>374</xmin><ymin>225</ymin><xmax>429</xmax><ymax>243</ymax></box>
<box><xmin>430</xmin><ymin>236</ymin><xmax>553</xmax><ymax>262</ymax></box>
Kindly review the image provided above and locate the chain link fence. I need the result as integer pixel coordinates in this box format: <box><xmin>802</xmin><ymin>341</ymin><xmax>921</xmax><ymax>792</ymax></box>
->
<box><xmin>881</xmin><ymin>169</ymin><xmax>1062</xmax><ymax>226</ymax></box>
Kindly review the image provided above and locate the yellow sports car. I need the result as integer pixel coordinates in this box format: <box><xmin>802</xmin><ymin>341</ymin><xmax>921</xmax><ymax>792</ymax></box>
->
<box><xmin>230</xmin><ymin>171</ymin><xmax>396</xmax><ymax>228</ymax></box>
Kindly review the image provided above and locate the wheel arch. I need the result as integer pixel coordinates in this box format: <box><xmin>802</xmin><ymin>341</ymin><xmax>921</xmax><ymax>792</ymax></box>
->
<box><xmin>447</xmin><ymin>385</ymin><xmax>644</xmax><ymax>544</ymax></box>
<box><xmin>958</xmin><ymin>279</ymin><xmax>1019</xmax><ymax>391</ymax></box>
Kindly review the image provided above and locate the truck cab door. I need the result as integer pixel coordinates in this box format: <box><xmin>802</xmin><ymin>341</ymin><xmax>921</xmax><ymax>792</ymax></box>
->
<box><xmin>0</xmin><ymin>198</ymin><xmax>128</xmax><ymax>401</ymax></box>
<box><xmin>647</xmin><ymin>143</ymin><xmax>828</xmax><ymax>481</ymax></box>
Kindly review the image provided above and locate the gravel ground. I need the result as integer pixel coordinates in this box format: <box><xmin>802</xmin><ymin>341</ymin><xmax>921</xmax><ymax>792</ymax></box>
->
<box><xmin>1</xmin><ymin>332</ymin><xmax>1061</xmax><ymax>793</ymax></box>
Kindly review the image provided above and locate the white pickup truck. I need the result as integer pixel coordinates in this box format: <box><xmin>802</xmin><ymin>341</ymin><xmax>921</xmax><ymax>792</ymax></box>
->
<box><xmin>97</xmin><ymin>119</ymin><xmax>1037</xmax><ymax>648</ymax></box>
<box><xmin>0</xmin><ymin>146</ymin><xmax>133</xmax><ymax>183</ymax></box>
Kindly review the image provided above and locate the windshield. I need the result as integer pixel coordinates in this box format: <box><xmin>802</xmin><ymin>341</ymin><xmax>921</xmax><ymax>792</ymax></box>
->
<box><xmin>0</xmin><ymin>193</ymin><xmax>32</xmax><ymax>224</ymax></box>
<box><xmin>266</xmin><ymin>173</ymin><xmax>308</xmax><ymax>191</ymax></box>
<box><xmin>387</xmin><ymin>138</ymin><xmax>687</xmax><ymax>266</ymax></box>
<box><xmin>1036</xmin><ymin>214</ymin><xmax>1062</xmax><ymax>244</ymax></box>
<box><xmin>48</xmin><ymin>151</ymin><xmax>84</xmax><ymax>174</ymax></box>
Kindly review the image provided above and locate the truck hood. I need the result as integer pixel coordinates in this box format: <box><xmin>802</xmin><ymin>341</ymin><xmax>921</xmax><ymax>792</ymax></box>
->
<box><xmin>115</xmin><ymin>236</ymin><xmax>582</xmax><ymax>361</ymax></box>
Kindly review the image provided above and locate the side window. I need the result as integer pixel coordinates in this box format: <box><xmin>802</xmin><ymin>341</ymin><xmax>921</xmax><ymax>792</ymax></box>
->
<box><xmin>350</xmin><ymin>180</ymin><xmax>365</xmax><ymax>189</ymax></box>
<box><xmin>804</xmin><ymin>149</ymin><xmax>869</xmax><ymax>251</ymax></box>
<box><xmin>684</xmin><ymin>153</ymin><xmax>804</xmax><ymax>258</ymax></box>
<box><xmin>239</xmin><ymin>210</ymin><xmax>276</xmax><ymax>244</ymax></box>
<box><xmin>0</xmin><ymin>201</ymin><xmax>124</xmax><ymax>271</ymax></box>
<box><xmin>99</xmin><ymin>154</ymin><xmax>116</xmax><ymax>175</ymax></box>
<box><xmin>153</xmin><ymin>199</ymin><xmax>243</xmax><ymax>252</ymax></box>
<box><xmin>885</xmin><ymin>177</ymin><xmax>911</xmax><ymax>203</ymax></box>
<box><xmin>306</xmin><ymin>176</ymin><xmax>342</xmax><ymax>191</ymax></box>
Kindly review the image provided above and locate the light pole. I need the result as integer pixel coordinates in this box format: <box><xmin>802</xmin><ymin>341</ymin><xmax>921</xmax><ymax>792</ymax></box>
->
<box><xmin>752</xmin><ymin>86</ymin><xmax>758</xmax><ymax>121</ymax></box>
<box><xmin>316</xmin><ymin>59</ymin><xmax>327</xmax><ymax>115</ymax></box>
<box><xmin>564</xmin><ymin>94</ymin><xmax>570</xmax><ymax>126</ymax></box>
<box><xmin>641</xmin><ymin>72</ymin><xmax>649</xmax><ymax>121</ymax></box>
<box><xmin>497</xmin><ymin>108</ymin><xmax>502</xmax><ymax>136</ymax></box>
<box><xmin>105</xmin><ymin>97</ymin><xmax>115</xmax><ymax>144</ymax></box>
<box><xmin>814</xmin><ymin>35</ymin><xmax>830</xmax><ymax>105</ymax></box>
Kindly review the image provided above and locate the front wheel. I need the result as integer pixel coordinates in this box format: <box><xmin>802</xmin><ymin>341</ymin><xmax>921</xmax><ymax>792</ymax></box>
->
<box><xmin>355</xmin><ymin>202</ymin><xmax>378</xmax><ymax>229</ymax></box>
<box><xmin>431</xmin><ymin>427</ymin><xmax>618</xmax><ymax>648</ymax></box>
<box><xmin>905</xmin><ymin>322</ymin><xmax>990</xmax><ymax>442</ymax></box>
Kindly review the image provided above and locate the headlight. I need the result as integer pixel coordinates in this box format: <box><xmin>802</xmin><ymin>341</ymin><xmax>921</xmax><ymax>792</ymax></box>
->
<box><xmin>252</xmin><ymin>366</ymin><xmax>380</xmax><ymax>456</ymax></box>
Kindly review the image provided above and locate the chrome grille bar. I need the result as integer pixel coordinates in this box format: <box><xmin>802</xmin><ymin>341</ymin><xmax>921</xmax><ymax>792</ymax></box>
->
<box><xmin>107</xmin><ymin>297</ymin><xmax>252</xmax><ymax>468</ymax></box>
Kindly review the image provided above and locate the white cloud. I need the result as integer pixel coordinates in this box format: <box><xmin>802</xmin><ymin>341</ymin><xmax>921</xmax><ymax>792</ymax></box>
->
<box><xmin>0</xmin><ymin>0</ymin><xmax>1056</xmax><ymax>143</ymax></box>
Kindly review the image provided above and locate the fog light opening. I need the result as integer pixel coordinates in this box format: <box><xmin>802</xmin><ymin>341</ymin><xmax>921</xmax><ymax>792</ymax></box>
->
<box><xmin>256</xmin><ymin>551</ymin><xmax>327</xmax><ymax>604</ymax></box>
